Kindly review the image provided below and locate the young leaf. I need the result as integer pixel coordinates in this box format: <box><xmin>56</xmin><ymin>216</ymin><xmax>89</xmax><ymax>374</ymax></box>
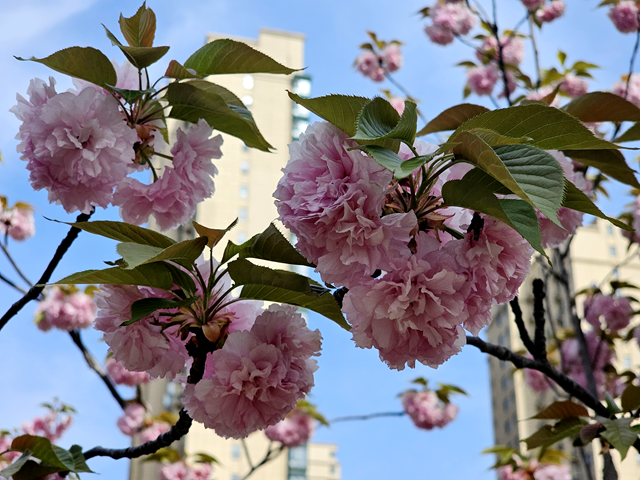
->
<box><xmin>16</xmin><ymin>47</ymin><xmax>117</xmax><ymax>90</ymax></box>
<box><xmin>118</xmin><ymin>45</ymin><xmax>169</xmax><ymax>70</ymax></box>
<box><xmin>620</xmin><ymin>384</ymin><xmax>640</xmax><ymax>412</ymax></box>
<box><xmin>61</xmin><ymin>220</ymin><xmax>175</xmax><ymax>248</ymax></box>
<box><xmin>119</xmin><ymin>3</ymin><xmax>156</xmax><ymax>48</ymax></box>
<box><xmin>227</xmin><ymin>259</ymin><xmax>349</xmax><ymax>330</ymax></box>
<box><xmin>563</xmin><ymin>179</ymin><xmax>632</xmax><ymax>230</ymax></box>
<box><xmin>193</xmin><ymin>219</ymin><xmax>238</xmax><ymax>249</ymax></box>
<box><xmin>615</xmin><ymin>122</ymin><xmax>640</xmax><ymax>143</ymax></box>
<box><xmin>230</xmin><ymin>223</ymin><xmax>314</xmax><ymax>267</ymax></box>
<box><xmin>288</xmin><ymin>93</ymin><xmax>370</xmax><ymax>136</ymax></box>
<box><xmin>563</xmin><ymin>92</ymin><xmax>640</xmax><ymax>123</ymax></box>
<box><xmin>124</xmin><ymin>297</ymin><xmax>198</xmax><ymax>326</ymax></box>
<box><xmin>53</xmin><ymin>264</ymin><xmax>174</xmax><ymax>290</ymax></box>
<box><xmin>531</xmin><ymin>400</ymin><xmax>589</xmax><ymax>419</ymax></box>
<box><xmin>598</xmin><ymin>417</ymin><xmax>638</xmax><ymax>460</ymax></box>
<box><xmin>117</xmin><ymin>237</ymin><xmax>208</xmax><ymax>269</ymax></box>
<box><xmin>563</xmin><ymin>149</ymin><xmax>640</xmax><ymax>188</ymax></box>
<box><xmin>164</xmin><ymin>60</ymin><xmax>202</xmax><ymax>79</ymax></box>
<box><xmin>416</xmin><ymin>103</ymin><xmax>489</xmax><ymax>136</ymax></box>
<box><xmin>355</xmin><ymin>145</ymin><xmax>434</xmax><ymax>179</ymax></box>
<box><xmin>11</xmin><ymin>436</ymin><xmax>74</xmax><ymax>471</ymax></box>
<box><xmin>167</xmin><ymin>82</ymin><xmax>273</xmax><ymax>151</ymax></box>
<box><xmin>523</xmin><ymin>417</ymin><xmax>583</xmax><ymax>449</ymax></box>
<box><xmin>108</xmin><ymin>86</ymin><xmax>156</xmax><ymax>104</ymax></box>
<box><xmin>352</xmin><ymin>98</ymin><xmax>417</xmax><ymax>146</ymax></box>
<box><xmin>184</xmin><ymin>39</ymin><xmax>298</xmax><ymax>75</ymax></box>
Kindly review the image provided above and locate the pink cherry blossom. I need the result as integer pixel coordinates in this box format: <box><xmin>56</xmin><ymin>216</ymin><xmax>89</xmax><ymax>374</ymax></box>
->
<box><xmin>265</xmin><ymin>409</ymin><xmax>316</xmax><ymax>447</ymax></box>
<box><xmin>561</xmin><ymin>332</ymin><xmax>614</xmax><ymax>399</ymax></box>
<box><xmin>498</xmin><ymin>465</ymin><xmax>530</xmax><ymax>480</ymax></box>
<box><xmin>274</xmin><ymin>121</ymin><xmax>416</xmax><ymax>287</ymax></box>
<box><xmin>182</xmin><ymin>305</ymin><xmax>321</xmax><ymax>439</ymax></box>
<box><xmin>533</xmin><ymin>463</ymin><xmax>571</xmax><ymax>480</ymax></box>
<box><xmin>476</xmin><ymin>36</ymin><xmax>525</xmax><ymax>66</ymax></box>
<box><xmin>520</xmin><ymin>0</ymin><xmax>545</xmax><ymax>11</ymax></box>
<box><xmin>160</xmin><ymin>462</ymin><xmax>212</xmax><ymax>480</ymax></box>
<box><xmin>466</xmin><ymin>65</ymin><xmax>500</xmax><ymax>96</ymax></box>
<box><xmin>389</xmin><ymin>97</ymin><xmax>406</xmax><ymax>115</ymax></box>
<box><xmin>0</xmin><ymin>435</ymin><xmax>19</xmax><ymax>466</ymax></box>
<box><xmin>21</xmin><ymin>411</ymin><xmax>72</xmax><ymax>443</ymax></box>
<box><xmin>560</xmin><ymin>73</ymin><xmax>588</xmax><ymax>98</ymax></box>
<box><xmin>354</xmin><ymin>51</ymin><xmax>385</xmax><ymax>82</ymax></box>
<box><xmin>12</xmin><ymin>82</ymin><xmax>136</xmax><ymax>214</ymax></box>
<box><xmin>431</xmin><ymin>2</ymin><xmax>476</xmax><ymax>35</ymax></box>
<box><xmin>609</xmin><ymin>1</ymin><xmax>640</xmax><ymax>33</ymax></box>
<box><xmin>584</xmin><ymin>294</ymin><xmax>633</xmax><ymax>332</ymax></box>
<box><xmin>524</xmin><ymin>366</ymin><xmax>553</xmax><ymax>393</ymax></box>
<box><xmin>381</xmin><ymin>44</ymin><xmax>403</xmax><ymax>72</ymax></box>
<box><xmin>425</xmin><ymin>24</ymin><xmax>456</xmax><ymax>45</ymax></box>
<box><xmin>401</xmin><ymin>390</ymin><xmax>459</xmax><ymax>430</ymax></box>
<box><xmin>139</xmin><ymin>421</ymin><xmax>171</xmax><ymax>443</ymax></box>
<box><xmin>0</xmin><ymin>206</ymin><xmax>35</xmax><ymax>241</ymax></box>
<box><xmin>536</xmin><ymin>1</ymin><xmax>566</xmax><ymax>23</ymax></box>
<box><xmin>117</xmin><ymin>403</ymin><xmax>146</xmax><ymax>436</ymax></box>
<box><xmin>35</xmin><ymin>287</ymin><xmax>96</xmax><ymax>331</ymax></box>
<box><xmin>106</xmin><ymin>358</ymin><xmax>150</xmax><ymax>386</ymax></box>
<box><xmin>611</xmin><ymin>73</ymin><xmax>640</xmax><ymax>108</ymax></box>
<box><xmin>94</xmin><ymin>285</ymin><xmax>190</xmax><ymax>379</ymax></box>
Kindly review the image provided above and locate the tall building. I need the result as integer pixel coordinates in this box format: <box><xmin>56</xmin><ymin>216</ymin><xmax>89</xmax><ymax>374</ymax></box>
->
<box><xmin>487</xmin><ymin>219</ymin><xmax>640</xmax><ymax>479</ymax></box>
<box><xmin>132</xmin><ymin>29</ymin><xmax>340</xmax><ymax>480</ymax></box>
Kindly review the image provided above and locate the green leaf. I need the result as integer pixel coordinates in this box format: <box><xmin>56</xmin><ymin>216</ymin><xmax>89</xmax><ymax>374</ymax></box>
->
<box><xmin>288</xmin><ymin>93</ymin><xmax>370</xmax><ymax>136</ymax></box>
<box><xmin>117</xmin><ymin>243</ymin><xmax>163</xmax><ymax>268</ymax></box>
<box><xmin>125</xmin><ymin>297</ymin><xmax>198</xmax><ymax>326</ymax></box>
<box><xmin>523</xmin><ymin>417</ymin><xmax>584</xmax><ymax>449</ymax></box>
<box><xmin>11</xmin><ymin>436</ymin><xmax>74</xmax><ymax>471</ymax></box>
<box><xmin>563</xmin><ymin>179</ymin><xmax>632</xmax><ymax>231</ymax></box>
<box><xmin>53</xmin><ymin>264</ymin><xmax>173</xmax><ymax>290</ymax></box>
<box><xmin>119</xmin><ymin>2</ymin><xmax>156</xmax><ymax>47</ymax></box>
<box><xmin>563</xmin><ymin>92</ymin><xmax>640</xmax><ymax>123</ymax></box>
<box><xmin>571</xmin><ymin>61</ymin><xmax>600</xmax><ymax>71</ymax></box>
<box><xmin>416</xmin><ymin>103</ymin><xmax>489</xmax><ymax>136</ymax></box>
<box><xmin>167</xmin><ymin>82</ymin><xmax>272</xmax><ymax>151</ymax></box>
<box><xmin>184</xmin><ymin>39</ymin><xmax>297</xmax><ymax>75</ymax></box>
<box><xmin>557</xmin><ymin>50</ymin><xmax>567</xmax><ymax>66</ymax></box>
<box><xmin>532</xmin><ymin>401</ymin><xmax>589</xmax><ymax>419</ymax></box>
<box><xmin>118</xmin><ymin>45</ymin><xmax>169</xmax><ymax>70</ymax></box>
<box><xmin>494</xmin><ymin>144</ymin><xmax>565</xmax><ymax>226</ymax></box>
<box><xmin>61</xmin><ymin>220</ymin><xmax>175</xmax><ymax>248</ymax></box>
<box><xmin>352</xmin><ymin>98</ymin><xmax>417</xmax><ymax>146</ymax></box>
<box><xmin>563</xmin><ymin>149</ymin><xmax>640</xmax><ymax>188</ymax></box>
<box><xmin>466</xmin><ymin>128</ymin><xmax>533</xmax><ymax>146</ymax></box>
<box><xmin>598</xmin><ymin>417</ymin><xmax>638</xmax><ymax>460</ymax></box>
<box><xmin>16</xmin><ymin>47</ymin><xmax>117</xmax><ymax>90</ymax></box>
<box><xmin>109</xmin><ymin>86</ymin><xmax>156</xmax><ymax>104</ymax></box>
<box><xmin>228</xmin><ymin>259</ymin><xmax>349</xmax><ymax>330</ymax></box>
<box><xmin>184</xmin><ymin>80</ymin><xmax>248</xmax><ymax>108</ymax></box>
<box><xmin>355</xmin><ymin>145</ymin><xmax>434</xmax><ymax>179</ymax></box>
<box><xmin>227</xmin><ymin>223</ymin><xmax>313</xmax><ymax>267</ymax></box>
<box><xmin>0</xmin><ymin>451</ymin><xmax>32</xmax><ymax>478</ymax></box>
<box><xmin>620</xmin><ymin>384</ymin><xmax>640</xmax><ymax>412</ymax></box>
<box><xmin>163</xmin><ymin>263</ymin><xmax>197</xmax><ymax>296</ymax></box>
<box><xmin>193</xmin><ymin>219</ymin><xmax>238</xmax><ymax>249</ymax></box>
<box><xmin>605</xmin><ymin>393</ymin><xmax>623</xmax><ymax>414</ymax></box>
<box><xmin>118</xmin><ymin>237</ymin><xmax>208</xmax><ymax>270</ymax></box>
<box><xmin>68</xmin><ymin>445</ymin><xmax>93</xmax><ymax>473</ymax></box>
<box><xmin>455</xmin><ymin>103</ymin><xmax>620</xmax><ymax>150</ymax></box>
<box><xmin>164</xmin><ymin>60</ymin><xmax>202</xmax><ymax>79</ymax></box>
<box><xmin>615</xmin><ymin>122</ymin><xmax>640</xmax><ymax>143</ymax></box>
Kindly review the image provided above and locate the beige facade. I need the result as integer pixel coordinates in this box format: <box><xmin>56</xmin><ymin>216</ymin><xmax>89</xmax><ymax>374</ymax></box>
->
<box><xmin>487</xmin><ymin>219</ymin><xmax>640</xmax><ymax>479</ymax></box>
<box><xmin>135</xmin><ymin>29</ymin><xmax>339</xmax><ymax>480</ymax></box>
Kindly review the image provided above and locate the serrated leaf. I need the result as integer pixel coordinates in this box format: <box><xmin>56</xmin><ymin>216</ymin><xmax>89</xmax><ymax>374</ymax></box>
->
<box><xmin>416</xmin><ymin>103</ymin><xmax>489</xmax><ymax>136</ymax></box>
<box><xmin>184</xmin><ymin>80</ymin><xmax>247</xmax><ymax>108</ymax></box>
<box><xmin>563</xmin><ymin>179</ymin><xmax>632</xmax><ymax>230</ymax></box>
<box><xmin>164</xmin><ymin>60</ymin><xmax>201</xmax><ymax>79</ymax></box>
<box><xmin>563</xmin><ymin>149</ymin><xmax>640</xmax><ymax>188</ymax></box>
<box><xmin>228</xmin><ymin>259</ymin><xmax>349</xmax><ymax>330</ymax></box>
<box><xmin>620</xmin><ymin>384</ymin><xmax>640</xmax><ymax>412</ymax></box>
<box><xmin>466</xmin><ymin>128</ymin><xmax>532</xmax><ymax>146</ymax></box>
<box><xmin>563</xmin><ymin>92</ymin><xmax>640</xmax><ymax>123</ymax></box>
<box><xmin>355</xmin><ymin>145</ymin><xmax>434</xmax><ymax>179</ymax></box>
<box><xmin>118</xmin><ymin>237</ymin><xmax>208</xmax><ymax>270</ymax></box>
<box><xmin>118</xmin><ymin>45</ymin><xmax>169</xmax><ymax>70</ymax></box>
<box><xmin>16</xmin><ymin>47</ymin><xmax>117</xmax><ymax>90</ymax></box>
<box><xmin>184</xmin><ymin>39</ymin><xmax>297</xmax><ymax>75</ymax></box>
<box><xmin>11</xmin><ymin>436</ymin><xmax>74</xmax><ymax>471</ymax></box>
<box><xmin>53</xmin><ymin>264</ymin><xmax>173</xmax><ymax>290</ymax></box>
<box><xmin>523</xmin><ymin>417</ymin><xmax>583</xmax><ymax>449</ymax></box>
<box><xmin>167</xmin><ymin>82</ymin><xmax>272</xmax><ymax>151</ymax></box>
<box><xmin>124</xmin><ymin>296</ymin><xmax>198</xmax><ymax>326</ymax></box>
<box><xmin>598</xmin><ymin>417</ymin><xmax>638</xmax><ymax>460</ymax></box>
<box><xmin>231</xmin><ymin>223</ymin><xmax>313</xmax><ymax>267</ymax></box>
<box><xmin>119</xmin><ymin>3</ymin><xmax>156</xmax><ymax>48</ymax></box>
<box><xmin>288</xmin><ymin>92</ymin><xmax>370</xmax><ymax>136</ymax></box>
<box><xmin>455</xmin><ymin>103</ymin><xmax>619</xmax><ymax>150</ymax></box>
<box><xmin>68</xmin><ymin>445</ymin><xmax>93</xmax><ymax>473</ymax></box>
<box><xmin>193</xmin><ymin>219</ymin><xmax>238</xmax><ymax>249</ymax></box>
<box><xmin>60</xmin><ymin>220</ymin><xmax>175</xmax><ymax>248</ymax></box>
<box><xmin>615</xmin><ymin>122</ymin><xmax>640</xmax><ymax>143</ymax></box>
<box><xmin>352</xmin><ymin>98</ymin><xmax>417</xmax><ymax>145</ymax></box>
<box><xmin>532</xmin><ymin>400</ymin><xmax>589</xmax><ymax>419</ymax></box>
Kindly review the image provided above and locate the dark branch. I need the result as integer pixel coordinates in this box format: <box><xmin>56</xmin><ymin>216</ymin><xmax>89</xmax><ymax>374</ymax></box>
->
<box><xmin>532</xmin><ymin>279</ymin><xmax>547</xmax><ymax>360</ymax></box>
<box><xmin>330</xmin><ymin>411</ymin><xmax>405</xmax><ymax>423</ymax></box>
<box><xmin>0</xmin><ymin>271</ymin><xmax>28</xmax><ymax>295</ymax></box>
<box><xmin>69</xmin><ymin>330</ymin><xmax>127</xmax><ymax>410</ymax></box>
<box><xmin>240</xmin><ymin>444</ymin><xmax>285</xmax><ymax>480</ymax></box>
<box><xmin>333</xmin><ymin>287</ymin><xmax>348</xmax><ymax>309</ymax></box>
<box><xmin>510</xmin><ymin>296</ymin><xmax>536</xmax><ymax>356</ymax></box>
<box><xmin>0</xmin><ymin>211</ymin><xmax>92</xmax><ymax>332</ymax></box>
<box><xmin>83</xmin><ymin>409</ymin><xmax>192</xmax><ymax>460</ymax></box>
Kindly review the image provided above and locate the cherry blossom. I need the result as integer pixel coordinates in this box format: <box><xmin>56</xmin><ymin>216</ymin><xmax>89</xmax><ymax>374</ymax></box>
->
<box><xmin>401</xmin><ymin>390</ymin><xmax>459</xmax><ymax>430</ymax></box>
<box><xmin>35</xmin><ymin>287</ymin><xmax>96</xmax><ymax>331</ymax></box>
<box><xmin>265</xmin><ymin>409</ymin><xmax>316</xmax><ymax>446</ymax></box>
<box><xmin>609</xmin><ymin>1</ymin><xmax>640</xmax><ymax>33</ymax></box>
<box><xmin>0</xmin><ymin>206</ymin><xmax>35</xmax><ymax>241</ymax></box>
<box><xmin>117</xmin><ymin>403</ymin><xmax>146</xmax><ymax>436</ymax></box>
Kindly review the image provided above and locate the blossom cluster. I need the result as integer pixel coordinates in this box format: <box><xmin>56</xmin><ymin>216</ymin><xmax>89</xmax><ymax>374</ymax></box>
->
<box><xmin>275</xmin><ymin>122</ymin><xmax>534</xmax><ymax>370</ymax></box>
<box><xmin>498</xmin><ymin>460</ymin><xmax>571</xmax><ymax>480</ymax></box>
<box><xmin>160</xmin><ymin>461</ymin><xmax>212</xmax><ymax>480</ymax></box>
<box><xmin>355</xmin><ymin>43</ymin><xmax>403</xmax><ymax>82</ymax></box>
<box><xmin>12</xmin><ymin>63</ymin><xmax>223</xmax><ymax>231</ymax></box>
<box><xmin>608</xmin><ymin>1</ymin><xmax>640</xmax><ymax>34</ymax></box>
<box><xmin>0</xmin><ymin>202</ymin><xmax>35</xmax><ymax>241</ymax></box>
<box><xmin>401</xmin><ymin>390</ymin><xmax>458</xmax><ymax>430</ymax></box>
<box><xmin>35</xmin><ymin>286</ymin><xmax>96</xmax><ymax>332</ymax></box>
<box><xmin>265</xmin><ymin>408</ymin><xmax>317</xmax><ymax>447</ymax></box>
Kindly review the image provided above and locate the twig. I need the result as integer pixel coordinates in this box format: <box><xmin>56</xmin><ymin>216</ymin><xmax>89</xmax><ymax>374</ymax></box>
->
<box><xmin>612</xmin><ymin>23</ymin><xmax>640</xmax><ymax>139</ymax></box>
<box><xmin>0</xmin><ymin>211</ymin><xmax>92</xmax><ymax>332</ymax></box>
<box><xmin>240</xmin><ymin>444</ymin><xmax>285</xmax><ymax>480</ymax></box>
<box><xmin>510</xmin><ymin>296</ymin><xmax>536</xmax><ymax>356</ymax></box>
<box><xmin>68</xmin><ymin>330</ymin><xmax>127</xmax><ymax>410</ymax></box>
<box><xmin>330</xmin><ymin>411</ymin><xmax>405</xmax><ymax>423</ymax></box>
<box><xmin>491</xmin><ymin>0</ymin><xmax>512</xmax><ymax>105</ymax></box>
<box><xmin>0</xmin><ymin>242</ymin><xmax>33</xmax><ymax>287</ymax></box>
<box><xmin>0</xmin><ymin>271</ymin><xmax>28</xmax><ymax>295</ymax></box>
<box><xmin>532</xmin><ymin>279</ymin><xmax>547</xmax><ymax>360</ymax></box>
<box><xmin>578</xmin><ymin>447</ymin><xmax>595</xmax><ymax>480</ymax></box>
<box><xmin>241</xmin><ymin>438</ymin><xmax>254</xmax><ymax>469</ymax></box>
<box><xmin>83</xmin><ymin>409</ymin><xmax>192</xmax><ymax>460</ymax></box>
<box><xmin>528</xmin><ymin>15</ymin><xmax>542</xmax><ymax>89</ymax></box>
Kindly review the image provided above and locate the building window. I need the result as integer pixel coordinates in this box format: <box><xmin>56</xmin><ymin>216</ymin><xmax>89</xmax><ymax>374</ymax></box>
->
<box><xmin>238</xmin><ymin>232</ymin><xmax>248</xmax><ymax>243</ymax></box>
<box><xmin>291</xmin><ymin>76</ymin><xmax>311</xmax><ymax>97</ymax></box>
<box><xmin>501</xmin><ymin>376</ymin><xmax>508</xmax><ymax>389</ymax></box>
<box><xmin>243</xmin><ymin>75</ymin><xmax>254</xmax><ymax>89</ymax></box>
<box><xmin>503</xmin><ymin>398</ymin><xmax>510</xmax><ymax>411</ymax></box>
<box><xmin>239</xmin><ymin>185</ymin><xmax>249</xmax><ymax>199</ymax></box>
<box><xmin>240</xmin><ymin>161</ymin><xmax>250</xmax><ymax>175</ymax></box>
<box><xmin>292</xmin><ymin>103</ymin><xmax>310</xmax><ymax>119</ymax></box>
<box><xmin>498</xmin><ymin>334</ymin><xmax>505</xmax><ymax>346</ymax></box>
<box><xmin>505</xmin><ymin>419</ymin><xmax>511</xmax><ymax>433</ymax></box>
<box><xmin>609</xmin><ymin>245</ymin><xmax>617</xmax><ymax>257</ymax></box>
<box><xmin>606</xmin><ymin>225</ymin><xmax>613</xmax><ymax>236</ymax></box>
<box><xmin>242</xmin><ymin>95</ymin><xmax>253</xmax><ymax>108</ymax></box>
<box><xmin>232</xmin><ymin>475</ymin><xmax>241</xmax><ymax>480</ymax></box>
<box><xmin>231</xmin><ymin>444</ymin><xmax>241</xmax><ymax>460</ymax></box>
<box><xmin>238</xmin><ymin>207</ymin><xmax>248</xmax><ymax>221</ymax></box>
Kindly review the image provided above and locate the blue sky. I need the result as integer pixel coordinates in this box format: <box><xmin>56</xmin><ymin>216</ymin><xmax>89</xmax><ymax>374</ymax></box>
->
<box><xmin>0</xmin><ymin>1</ymin><xmax>637</xmax><ymax>479</ymax></box>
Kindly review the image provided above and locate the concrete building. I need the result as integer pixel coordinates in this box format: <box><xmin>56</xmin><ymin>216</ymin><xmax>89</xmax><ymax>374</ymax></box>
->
<box><xmin>487</xmin><ymin>219</ymin><xmax>640</xmax><ymax>479</ymax></box>
<box><xmin>132</xmin><ymin>29</ymin><xmax>339</xmax><ymax>480</ymax></box>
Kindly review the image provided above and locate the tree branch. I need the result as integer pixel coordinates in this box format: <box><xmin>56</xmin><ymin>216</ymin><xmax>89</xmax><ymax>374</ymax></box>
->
<box><xmin>329</xmin><ymin>411</ymin><xmax>405</xmax><ymax>423</ymax></box>
<box><xmin>0</xmin><ymin>211</ymin><xmax>93</xmax><ymax>332</ymax></box>
<box><xmin>510</xmin><ymin>296</ymin><xmax>536</xmax><ymax>356</ymax></box>
<box><xmin>0</xmin><ymin>242</ymin><xmax>32</xmax><ymax>287</ymax></box>
<box><xmin>0</xmin><ymin>271</ymin><xmax>28</xmax><ymax>295</ymax></box>
<box><xmin>532</xmin><ymin>279</ymin><xmax>547</xmax><ymax>360</ymax></box>
<box><xmin>240</xmin><ymin>444</ymin><xmax>285</xmax><ymax>480</ymax></box>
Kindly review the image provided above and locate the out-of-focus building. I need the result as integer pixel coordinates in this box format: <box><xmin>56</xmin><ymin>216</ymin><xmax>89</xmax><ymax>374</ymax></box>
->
<box><xmin>132</xmin><ymin>29</ymin><xmax>340</xmax><ymax>480</ymax></box>
<box><xmin>487</xmin><ymin>219</ymin><xmax>640</xmax><ymax>479</ymax></box>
